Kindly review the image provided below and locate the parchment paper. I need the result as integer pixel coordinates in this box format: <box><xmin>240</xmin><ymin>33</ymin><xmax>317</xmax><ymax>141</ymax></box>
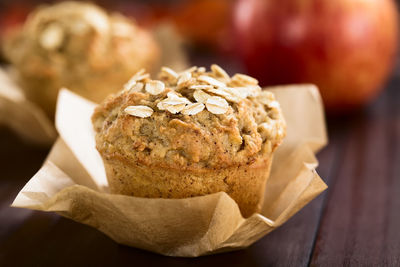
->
<box><xmin>12</xmin><ymin>84</ymin><xmax>327</xmax><ymax>257</ymax></box>
<box><xmin>0</xmin><ymin>68</ymin><xmax>57</xmax><ymax>145</ymax></box>
<box><xmin>0</xmin><ymin>24</ymin><xmax>188</xmax><ymax>145</ymax></box>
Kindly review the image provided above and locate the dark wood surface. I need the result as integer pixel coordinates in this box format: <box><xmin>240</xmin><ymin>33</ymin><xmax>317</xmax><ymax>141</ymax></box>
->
<box><xmin>0</xmin><ymin>63</ymin><xmax>399</xmax><ymax>266</ymax></box>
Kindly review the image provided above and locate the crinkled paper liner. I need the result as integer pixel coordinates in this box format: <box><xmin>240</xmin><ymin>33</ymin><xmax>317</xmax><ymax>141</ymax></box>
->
<box><xmin>12</xmin><ymin>85</ymin><xmax>328</xmax><ymax>257</ymax></box>
<box><xmin>0</xmin><ymin>23</ymin><xmax>188</xmax><ymax>145</ymax></box>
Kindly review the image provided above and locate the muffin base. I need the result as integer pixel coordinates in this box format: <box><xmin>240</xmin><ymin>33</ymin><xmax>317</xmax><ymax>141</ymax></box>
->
<box><xmin>103</xmin><ymin>157</ymin><xmax>272</xmax><ymax>218</ymax></box>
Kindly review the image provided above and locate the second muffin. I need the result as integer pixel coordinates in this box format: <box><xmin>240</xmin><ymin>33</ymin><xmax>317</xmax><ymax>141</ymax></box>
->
<box><xmin>3</xmin><ymin>1</ymin><xmax>160</xmax><ymax>118</ymax></box>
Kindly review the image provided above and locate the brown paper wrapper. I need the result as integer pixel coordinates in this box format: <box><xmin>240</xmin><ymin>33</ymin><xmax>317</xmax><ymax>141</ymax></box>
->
<box><xmin>0</xmin><ymin>24</ymin><xmax>188</xmax><ymax>145</ymax></box>
<box><xmin>0</xmin><ymin>68</ymin><xmax>57</xmax><ymax>145</ymax></box>
<box><xmin>12</xmin><ymin>85</ymin><xmax>327</xmax><ymax>257</ymax></box>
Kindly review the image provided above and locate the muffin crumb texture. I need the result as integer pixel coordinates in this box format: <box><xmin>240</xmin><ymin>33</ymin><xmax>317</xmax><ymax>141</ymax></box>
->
<box><xmin>92</xmin><ymin>65</ymin><xmax>286</xmax><ymax>170</ymax></box>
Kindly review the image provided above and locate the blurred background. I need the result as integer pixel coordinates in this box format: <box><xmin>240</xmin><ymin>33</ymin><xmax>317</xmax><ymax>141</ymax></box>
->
<box><xmin>0</xmin><ymin>0</ymin><xmax>399</xmax><ymax>114</ymax></box>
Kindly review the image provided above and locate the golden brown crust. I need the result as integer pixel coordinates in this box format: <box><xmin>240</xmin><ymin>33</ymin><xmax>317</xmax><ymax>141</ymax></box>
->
<box><xmin>105</xmin><ymin>156</ymin><xmax>273</xmax><ymax>218</ymax></box>
<box><xmin>3</xmin><ymin>1</ymin><xmax>160</xmax><ymax>118</ymax></box>
<box><xmin>92</xmin><ymin>67</ymin><xmax>286</xmax><ymax>170</ymax></box>
<box><xmin>92</xmin><ymin>66</ymin><xmax>286</xmax><ymax>217</ymax></box>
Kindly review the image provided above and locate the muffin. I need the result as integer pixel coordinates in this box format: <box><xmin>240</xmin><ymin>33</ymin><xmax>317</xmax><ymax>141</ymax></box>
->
<box><xmin>3</xmin><ymin>1</ymin><xmax>160</xmax><ymax>118</ymax></box>
<box><xmin>92</xmin><ymin>65</ymin><xmax>286</xmax><ymax>217</ymax></box>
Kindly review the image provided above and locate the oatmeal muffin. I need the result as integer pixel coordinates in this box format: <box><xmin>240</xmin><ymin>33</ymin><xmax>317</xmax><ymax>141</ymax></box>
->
<box><xmin>92</xmin><ymin>65</ymin><xmax>286</xmax><ymax>217</ymax></box>
<box><xmin>3</xmin><ymin>1</ymin><xmax>159</xmax><ymax>118</ymax></box>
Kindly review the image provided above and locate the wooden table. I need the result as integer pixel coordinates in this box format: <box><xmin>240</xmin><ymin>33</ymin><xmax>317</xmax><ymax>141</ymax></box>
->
<box><xmin>0</xmin><ymin>62</ymin><xmax>399</xmax><ymax>266</ymax></box>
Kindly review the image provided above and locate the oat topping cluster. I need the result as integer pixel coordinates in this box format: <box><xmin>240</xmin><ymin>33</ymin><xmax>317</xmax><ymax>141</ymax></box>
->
<box><xmin>92</xmin><ymin>64</ymin><xmax>286</xmax><ymax>172</ymax></box>
<box><xmin>123</xmin><ymin>65</ymin><xmax>267</xmax><ymax>118</ymax></box>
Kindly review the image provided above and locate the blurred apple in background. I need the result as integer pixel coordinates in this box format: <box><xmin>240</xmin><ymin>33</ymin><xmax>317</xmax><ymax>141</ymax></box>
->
<box><xmin>0</xmin><ymin>3</ymin><xmax>31</xmax><ymax>60</ymax></box>
<box><xmin>114</xmin><ymin>0</ymin><xmax>234</xmax><ymax>52</ymax></box>
<box><xmin>233</xmin><ymin>0</ymin><xmax>399</xmax><ymax>113</ymax></box>
<box><xmin>0</xmin><ymin>5</ymin><xmax>29</xmax><ymax>28</ymax></box>
<box><xmin>170</xmin><ymin>0</ymin><xmax>234</xmax><ymax>52</ymax></box>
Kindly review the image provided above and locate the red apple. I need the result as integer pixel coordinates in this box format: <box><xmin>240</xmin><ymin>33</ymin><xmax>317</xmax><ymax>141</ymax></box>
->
<box><xmin>115</xmin><ymin>0</ymin><xmax>234</xmax><ymax>52</ymax></box>
<box><xmin>0</xmin><ymin>4</ymin><xmax>31</xmax><ymax>36</ymax></box>
<box><xmin>233</xmin><ymin>0</ymin><xmax>399</xmax><ymax>112</ymax></box>
<box><xmin>0</xmin><ymin>4</ymin><xmax>31</xmax><ymax>61</ymax></box>
<box><xmin>171</xmin><ymin>0</ymin><xmax>233</xmax><ymax>50</ymax></box>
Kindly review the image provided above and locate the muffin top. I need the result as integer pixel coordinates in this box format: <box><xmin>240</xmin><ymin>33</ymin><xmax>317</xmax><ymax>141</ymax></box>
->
<box><xmin>92</xmin><ymin>65</ymin><xmax>286</xmax><ymax>170</ymax></box>
<box><xmin>3</xmin><ymin>1</ymin><xmax>158</xmax><ymax>81</ymax></box>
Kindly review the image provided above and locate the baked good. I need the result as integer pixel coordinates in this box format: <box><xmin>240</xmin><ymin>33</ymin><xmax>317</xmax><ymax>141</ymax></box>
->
<box><xmin>92</xmin><ymin>65</ymin><xmax>286</xmax><ymax>217</ymax></box>
<box><xmin>3</xmin><ymin>1</ymin><xmax>160</xmax><ymax>118</ymax></box>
